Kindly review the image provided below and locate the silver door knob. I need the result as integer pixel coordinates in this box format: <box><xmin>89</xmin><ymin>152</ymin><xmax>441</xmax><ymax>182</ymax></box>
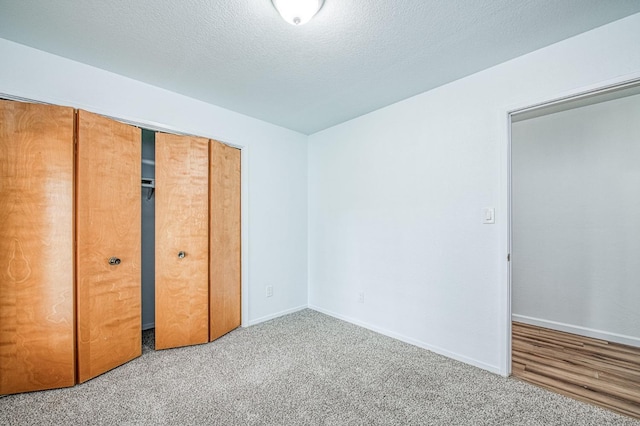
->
<box><xmin>178</xmin><ymin>251</ymin><xmax>186</xmax><ymax>259</ymax></box>
<box><xmin>108</xmin><ymin>257</ymin><xmax>121</xmax><ymax>265</ymax></box>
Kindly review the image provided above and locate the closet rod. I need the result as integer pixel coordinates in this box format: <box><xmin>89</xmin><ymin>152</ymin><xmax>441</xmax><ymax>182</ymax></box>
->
<box><xmin>142</xmin><ymin>158</ymin><xmax>155</xmax><ymax>166</ymax></box>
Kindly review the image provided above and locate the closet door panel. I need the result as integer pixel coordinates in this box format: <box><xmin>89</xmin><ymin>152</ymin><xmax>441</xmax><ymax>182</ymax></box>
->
<box><xmin>155</xmin><ymin>133</ymin><xmax>209</xmax><ymax>350</ymax></box>
<box><xmin>76</xmin><ymin>110</ymin><xmax>141</xmax><ymax>383</ymax></box>
<box><xmin>0</xmin><ymin>101</ymin><xmax>75</xmax><ymax>394</ymax></box>
<box><xmin>209</xmin><ymin>141</ymin><xmax>241</xmax><ymax>341</ymax></box>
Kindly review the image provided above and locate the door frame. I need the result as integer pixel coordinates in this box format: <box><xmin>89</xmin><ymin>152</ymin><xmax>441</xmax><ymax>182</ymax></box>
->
<box><xmin>0</xmin><ymin>93</ymin><xmax>251</xmax><ymax>330</ymax></box>
<box><xmin>500</xmin><ymin>72</ymin><xmax>640</xmax><ymax>376</ymax></box>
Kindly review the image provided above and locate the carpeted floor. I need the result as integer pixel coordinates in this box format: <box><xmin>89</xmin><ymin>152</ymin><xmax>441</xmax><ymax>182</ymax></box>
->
<box><xmin>1</xmin><ymin>309</ymin><xmax>638</xmax><ymax>425</ymax></box>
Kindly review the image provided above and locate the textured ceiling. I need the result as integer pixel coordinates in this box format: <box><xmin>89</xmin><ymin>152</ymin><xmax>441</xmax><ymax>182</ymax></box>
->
<box><xmin>1</xmin><ymin>1</ymin><xmax>640</xmax><ymax>134</ymax></box>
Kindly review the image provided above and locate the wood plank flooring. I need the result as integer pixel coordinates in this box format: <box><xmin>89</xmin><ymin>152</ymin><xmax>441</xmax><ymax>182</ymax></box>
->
<box><xmin>512</xmin><ymin>322</ymin><xmax>640</xmax><ymax>419</ymax></box>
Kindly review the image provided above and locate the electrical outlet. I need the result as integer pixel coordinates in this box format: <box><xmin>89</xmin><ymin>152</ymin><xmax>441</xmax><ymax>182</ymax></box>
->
<box><xmin>266</xmin><ymin>285</ymin><xmax>273</xmax><ymax>298</ymax></box>
<box><xmin>357</xmin><ymin>291</ymin><xmax>365</xmax><ymax>304</ymax></box>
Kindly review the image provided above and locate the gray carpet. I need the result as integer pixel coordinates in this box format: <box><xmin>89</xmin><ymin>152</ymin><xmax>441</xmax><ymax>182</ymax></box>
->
<box><xmin>1</xmin><ymin>309</ymin><xmax>638</xmax><ymax>425</ymax></box>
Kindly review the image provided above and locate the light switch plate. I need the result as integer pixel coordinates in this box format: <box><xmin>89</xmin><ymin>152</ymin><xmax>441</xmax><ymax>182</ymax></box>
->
<box><xmin>483</xmin><ymin>207</ymin><xmax>495</xmax><ymax>224</ymax></box>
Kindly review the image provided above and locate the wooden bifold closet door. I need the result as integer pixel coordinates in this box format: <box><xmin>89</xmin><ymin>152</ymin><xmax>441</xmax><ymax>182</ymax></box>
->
<box><xmin>155</xmin><ymin>133</ymin><xmax>210</xmax><ymax>349</ymax></box>
<box><xmin>1</xmin><ymin>100</ymin><xmax>241</xmax><ymax>393</ymax></box>
<box><xmin>210</xmin><ymin>140</ymin><xmax>241</xmax><ymax>341</ymax></box>
<box><xmin>76</xmin><ymin>110</ymin><xmax>142</xmax><ymax>383</ymax></box>
<box><xmin>0</xmin><ymin>100</ymin><xmax>75</xmax><ymax>394</ymax></box>
<box><xmin>155</xmin><ymin>136</ymin><xmax>241</xmax><ymax>348</ymax></box>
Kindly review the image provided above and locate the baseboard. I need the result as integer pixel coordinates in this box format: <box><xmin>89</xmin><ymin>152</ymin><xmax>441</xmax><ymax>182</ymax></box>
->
<box><xmin>245</xmin><ymin>304</ymin><xmax>308</xmax><ymax>327</ymax></box>
<box><xmin>309</xmin><ymin>304</ymin><xmax>501</xmax><ymax>375</ymax></box>
<box><xmin>512</xmin><ymin>314</ymin><xmax>640</xmax><ymax>348</ymax></box>
<box><xmin>142</xmin><ymin>322</ymin><xmax>155</xmax><ymax>331</ymax></box>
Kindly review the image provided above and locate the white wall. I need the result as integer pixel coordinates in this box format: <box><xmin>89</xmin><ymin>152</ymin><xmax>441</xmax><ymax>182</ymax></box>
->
<box><xmin>308</xmin><ymin>13</ymin><xmax>640</xmax><ymax>374</ymax></box>
<box><xmin>512</xmin><ymin>93</ymin><xmax>640</xmax><ymax>347</ymax></box>
<box><xmin>0</xmin><ymin>38</ymin><xmax>308</xmax><ymax>325</ymax></box>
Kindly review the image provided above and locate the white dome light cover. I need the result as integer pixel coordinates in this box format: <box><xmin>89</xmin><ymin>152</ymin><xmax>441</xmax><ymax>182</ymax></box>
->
<box><xmin>272</xmin><ymin>0</ymin><xmax>325</xmax><ymax>26</ymax></box>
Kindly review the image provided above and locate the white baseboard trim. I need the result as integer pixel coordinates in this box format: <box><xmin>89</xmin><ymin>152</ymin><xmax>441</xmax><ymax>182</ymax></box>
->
<box><xmin>512</xmin><ymin>314</ymin><xmax>640</xmax><ymax>348</ymax></box>
<box><xmin>245</xmin><ymin>304</ymin><xmax>308</xmax><ymax>327</ymax></box>
<box><xmin>142</xmin><ymin>322</ymin><xmax>155</xmax><ymax>331</ymax></box>
<box><xmin>309</xmin><ymin>304</ymin><xmax>501</xmax><ymax>375</ymax></box>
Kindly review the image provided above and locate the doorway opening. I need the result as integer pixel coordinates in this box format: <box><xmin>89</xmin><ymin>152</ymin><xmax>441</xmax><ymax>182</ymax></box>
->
<box><xmin>508</xmin><ymin>79</ymin><xmax>640</xmax><ymax>418</ymax></box>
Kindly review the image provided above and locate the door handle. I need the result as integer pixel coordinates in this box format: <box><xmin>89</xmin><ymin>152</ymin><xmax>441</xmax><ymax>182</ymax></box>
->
<box><xmin>178</xmin><ymin>251</ymin><xmax>186</xmax><ymax>259</ymax></box>
<box><xmin>108</xmin><ymin>257</ymin><xmax>121</xmax><ymax>265</ymax></box>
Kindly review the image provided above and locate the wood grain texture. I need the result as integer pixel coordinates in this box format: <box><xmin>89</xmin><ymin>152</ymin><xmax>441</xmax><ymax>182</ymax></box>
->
<box><xmin>76</xmin><ymin>110</ymin><xmax>141</xmax><ymax>383</ymax></box>
<box><xmin>0</xmin><ymin>100</ymin><xmax>75</xmax><ymax>394</ymax></box>
<box><xmin>209</xmin><ymin>140</ymin><xmax>241</xmax><ymax>341</ymax></box>
<box><xmin>155</xmin><ymin>133</ymin><xmax>209</xmax><ymax>350</ymax></box>
<box><xmin>512</xmin><ymin>322</ymin><xmax>640</xmax><ymax>419</ymax></box>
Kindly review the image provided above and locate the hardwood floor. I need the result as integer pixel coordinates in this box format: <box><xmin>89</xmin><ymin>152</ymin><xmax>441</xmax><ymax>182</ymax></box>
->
<box><xmin>512</xmin><ymin>322</ymin><xmax>640</xmax><ymax>419</ymax></box>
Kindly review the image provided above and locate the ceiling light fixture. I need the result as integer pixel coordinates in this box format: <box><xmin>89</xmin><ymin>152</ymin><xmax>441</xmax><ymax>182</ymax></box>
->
<box><xmin>271</xmin><ymin>0</ymin><xmax>325</xmax><ymax>26</ymax></box>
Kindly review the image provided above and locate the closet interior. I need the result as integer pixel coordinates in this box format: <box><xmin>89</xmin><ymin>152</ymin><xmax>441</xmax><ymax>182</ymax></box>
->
<box><xmin>0</xmin><ymin>99</ymin><xmax>241</xmax><ymax>395</ymax></box>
